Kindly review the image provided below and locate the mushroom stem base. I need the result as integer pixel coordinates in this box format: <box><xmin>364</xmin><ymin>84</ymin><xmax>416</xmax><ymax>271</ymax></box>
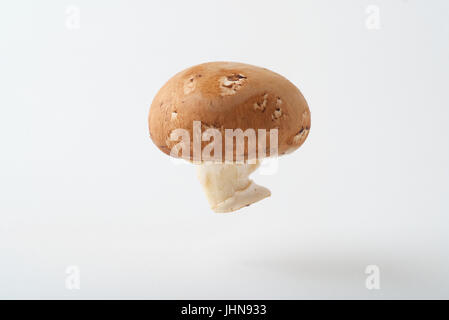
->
<box><xmin>196</xmin><ymin>161</ymin><xmax>271</xmax><ymax>213</ymax></box>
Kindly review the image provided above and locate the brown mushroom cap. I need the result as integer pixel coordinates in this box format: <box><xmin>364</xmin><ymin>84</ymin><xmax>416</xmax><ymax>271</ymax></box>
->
<box><xmin>148</xmin><ymin>61</ymin><xmax>311</xmax><ymax>161</ymax></box>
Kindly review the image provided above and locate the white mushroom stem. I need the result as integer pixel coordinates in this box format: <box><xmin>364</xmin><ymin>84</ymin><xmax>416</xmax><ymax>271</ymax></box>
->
<box><xmin>196</xmin><ymin>161</ymin><xmax>271</xmax><ymax>213</ymax></box>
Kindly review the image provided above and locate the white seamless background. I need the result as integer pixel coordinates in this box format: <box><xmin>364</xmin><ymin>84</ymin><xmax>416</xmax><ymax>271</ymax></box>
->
<box><xmin>0</xmin><ymin>0</ymin><xmax>448</xmax><ymax>299</ymax></box>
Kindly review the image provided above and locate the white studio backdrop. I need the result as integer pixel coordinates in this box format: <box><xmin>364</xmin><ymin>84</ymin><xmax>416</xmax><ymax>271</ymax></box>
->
<box><xmin>0</xmin><ymin>0</ymin><xmax>448</xmax><ymax>299</ymax></box>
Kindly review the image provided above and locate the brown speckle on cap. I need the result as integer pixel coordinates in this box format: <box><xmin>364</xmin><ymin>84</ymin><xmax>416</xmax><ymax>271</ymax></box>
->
<box><xmin>272</xmin><ymin>108</ymin><xmax>282</xmax><ymax>120</ymax></box>
<box><xmin>292</xmin><ymin>127</ymin><xmax>309</xmax><ymax>145</ymax></box>
<box><xmin>219</xmin><ymin>74</ymin><xmax>247</xmax><ymax>96</ymax></box>
<box><xmin>184</xmin><ymin>76</ymin><xmax>196</xmax><ymax>94</ymax></box>
<box><xmin>254</xmin><ymin>93</ymin><xmax>268</xmax><ymax>111</ymax></box>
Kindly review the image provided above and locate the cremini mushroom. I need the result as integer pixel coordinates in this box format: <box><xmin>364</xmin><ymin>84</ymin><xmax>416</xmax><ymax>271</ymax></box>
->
<box><xmin>148</xmin><ymin>62</ymin><xmax>311</xmax><ymax>213</ymax></box>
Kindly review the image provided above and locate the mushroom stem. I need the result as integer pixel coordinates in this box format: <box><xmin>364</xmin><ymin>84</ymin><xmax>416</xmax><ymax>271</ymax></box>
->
<box><xmin>196</xmin><ymin>161</ymin><xmax>271</xmax><ymax>213</ymax></box>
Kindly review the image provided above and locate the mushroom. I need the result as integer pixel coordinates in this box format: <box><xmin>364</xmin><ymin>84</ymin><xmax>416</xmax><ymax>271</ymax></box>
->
<box><xmin>148</xmin><ymin>62</ymin><xmax>311</xmax><ymax>213</ymax></box>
